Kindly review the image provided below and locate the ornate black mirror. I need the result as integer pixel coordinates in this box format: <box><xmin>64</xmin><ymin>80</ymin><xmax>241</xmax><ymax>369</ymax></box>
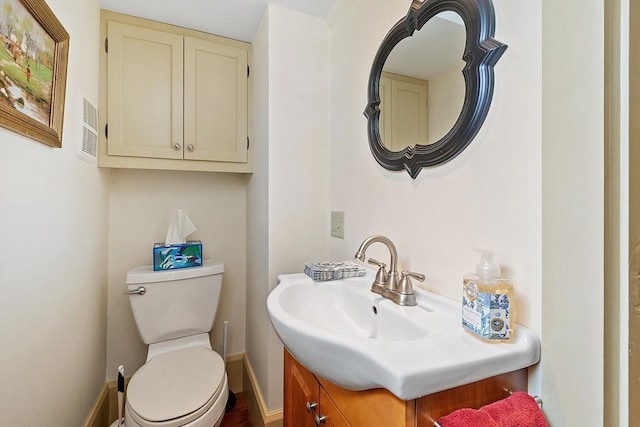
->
<box><xmin>364</xmin><ymin>0</ymin><xmax>507</xmax><ymax>178</ymax></box>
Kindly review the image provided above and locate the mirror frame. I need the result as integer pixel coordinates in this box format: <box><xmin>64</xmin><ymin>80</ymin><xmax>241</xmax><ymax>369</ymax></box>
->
<box><xmin>364</xmin><ymin>0</ymin><xmax>507</xmax><ymax>178</ymax></box>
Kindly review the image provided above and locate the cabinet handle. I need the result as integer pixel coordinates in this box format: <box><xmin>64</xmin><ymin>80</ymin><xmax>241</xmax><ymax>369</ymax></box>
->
<box><xmin>187</xmin><ymin>144</ymin><xmax>194</xmax><ymax>152</ymax></box>
<box><xmin>305</xmin><ymin>401</ymin><xmax>317</xmax><ymax>413</ymax></box>
<box><xmin>173</xmin><ymin>143</ymin><xmax>181</xmax><ymax>150</ymax></box>
<box><xmin>314</xmin><ymin>414</ymin><xmax>326</xmax><ymax>425</ymax></box>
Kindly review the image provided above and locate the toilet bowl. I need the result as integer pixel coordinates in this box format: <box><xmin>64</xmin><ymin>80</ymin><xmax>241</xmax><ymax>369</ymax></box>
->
<box><xmin>124</xmin><ymin>261</ymin><xmax>226</xmax><ymax>427</ymax></box>
<box><xmin>125</xmin><ymin>343</ymin><xmax>228</xmax><ymax>427</ymax></box>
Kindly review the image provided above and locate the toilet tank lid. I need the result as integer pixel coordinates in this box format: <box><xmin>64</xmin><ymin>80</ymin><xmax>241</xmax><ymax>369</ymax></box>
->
<box><xmin>126</xmin><ymin>260</ymin><xmax>224</xmax><ymax>284</ymax></box>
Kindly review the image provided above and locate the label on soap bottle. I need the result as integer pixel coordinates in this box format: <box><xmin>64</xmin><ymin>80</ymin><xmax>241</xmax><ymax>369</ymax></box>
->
<box><xmin>462</xmin><ymin>279</ymin><xmax>484</xmax><ymax>335</ymax></box>
<box><xmin>462</xmin><ymin>279</ymin><xmax>512</xmax><ymax>341</ymax></box>
<box><xmin>488</xmin><ymin>293</ymin><xmax>511</xmax><ymax>340</ymax></box>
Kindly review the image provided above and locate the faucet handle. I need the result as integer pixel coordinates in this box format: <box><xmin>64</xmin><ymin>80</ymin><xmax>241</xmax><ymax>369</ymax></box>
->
<box><xmin>391</xmin><ymin>271</ymin><xmax>424</xmax><ymax>306</ymax></box>
<box><xmin>398</xmin><ymin>271</ymin><xmax>425</xmax><ymax>295</ymax></box>
<box><xmin>403</xmin><ymin>271</ymin><xmax>425</xmax><ymax>281</ymax></box>
<box><xmin>368</xmin><ymin>258</ymin><xmax>388</xmax><ymax>295</ymax></box>
<box><xmin>368</xmin><ymin>258</ymin><xmax>386</xmax><ymax>269</ymax></box>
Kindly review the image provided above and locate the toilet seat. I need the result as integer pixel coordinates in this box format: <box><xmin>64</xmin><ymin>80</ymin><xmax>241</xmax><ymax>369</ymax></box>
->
<box><xmin>126</xmin><ymin>346</ymin><xmax>226</xmax><ymax>427</ymax></box>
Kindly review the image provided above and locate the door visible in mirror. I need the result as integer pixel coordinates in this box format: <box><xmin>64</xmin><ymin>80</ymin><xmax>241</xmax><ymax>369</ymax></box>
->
<box><xmin>380</xmin><ymin>11</ymin><xmax>466</xmax><ymax>151</ymax></box>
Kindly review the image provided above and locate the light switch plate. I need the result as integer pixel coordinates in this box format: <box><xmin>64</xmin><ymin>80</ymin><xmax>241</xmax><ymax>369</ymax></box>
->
<box><xmin>331</xmin><ymin>211</ymin><xmax>345</xmax><ymax>239</ymax></box>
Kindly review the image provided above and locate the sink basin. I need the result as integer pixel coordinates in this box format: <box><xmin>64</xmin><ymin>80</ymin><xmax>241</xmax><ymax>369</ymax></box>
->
<box><xmin>277</xmin><ymin>276</ymin><xmax>454</xmax><ymax>341</ymax></box>
<box><xmin>267</xmin><ymin>265</ymin><xmax>541</xmax><ymax>400</ymax></box>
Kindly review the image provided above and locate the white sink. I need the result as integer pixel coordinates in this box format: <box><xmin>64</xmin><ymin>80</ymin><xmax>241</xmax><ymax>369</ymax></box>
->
<box><xmin>267</xmin><ymin>266</ymin><xmax>541</xmax><ymax>400</ymax></box>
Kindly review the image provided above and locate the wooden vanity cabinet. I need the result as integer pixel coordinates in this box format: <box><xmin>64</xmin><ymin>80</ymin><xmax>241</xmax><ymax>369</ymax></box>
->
<box><xmin>414</xmin><ymin>368</ymin><xmax>528</xmax><ymax>426</ymax></box>
<box><xmin>284</xmin><ymin>351</ymin><xmax>410</xmax><ymax>427</ymax></box>
<box><xmin>284</xmin><ymin>350</ymin><xmax>527</xmax><ymax>427</ymax></box>
<box><xmin>98</xmin><ymin>10</ymin><xmax>251</xmax><ymax>173</ymax></box>
<box><xmin>317</xmin><ymin>388</ymin><xmax>351</xmax><ymax>427</ymax></box>
<box><xmin>285</xmin><ymin>350</ymin><xmax>320</xmax><ymax>427</ymax></box>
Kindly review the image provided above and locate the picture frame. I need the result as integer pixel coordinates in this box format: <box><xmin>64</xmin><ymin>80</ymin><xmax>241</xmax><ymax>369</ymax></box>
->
<box><xmin>0</xmin><ymin>0</ymin><xmax>69</xmax><ymax>148</ymax></box>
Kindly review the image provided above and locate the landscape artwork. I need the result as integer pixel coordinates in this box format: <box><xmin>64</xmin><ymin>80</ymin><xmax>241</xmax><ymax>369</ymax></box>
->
<box><xmin>0</xmin><ymin>0</ymin><xmax>55</xmax><ymax>126</ymax></box>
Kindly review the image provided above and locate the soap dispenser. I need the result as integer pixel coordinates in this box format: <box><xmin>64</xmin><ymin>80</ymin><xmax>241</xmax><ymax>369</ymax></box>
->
<box><xmin>462</xmin><ymin>249</ymin><xmax>513</xmax><ymax>342</ymax></box>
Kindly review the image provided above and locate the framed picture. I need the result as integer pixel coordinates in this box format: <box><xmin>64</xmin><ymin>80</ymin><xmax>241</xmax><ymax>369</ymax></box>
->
<box><xmin>0</xmin><ymin>0</ymin><xmax>69</xmax><ymax>148</ymax></box>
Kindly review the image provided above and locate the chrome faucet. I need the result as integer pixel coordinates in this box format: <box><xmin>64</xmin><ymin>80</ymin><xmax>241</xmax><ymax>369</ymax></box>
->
<box><xmin>354</xmin><ymin>235</ymin><xmax>400</xmax><ymax>296</ymax></box>
<box><xmin>354</xmin><ymin>235</ymin><xmax>424</xmax><ymax>306</ymax></box>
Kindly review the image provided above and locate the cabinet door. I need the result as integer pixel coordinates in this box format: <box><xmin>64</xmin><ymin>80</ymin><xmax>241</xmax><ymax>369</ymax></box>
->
<box><xmin>318</xmin><ymin>388</ymin><xmax>351</xmax><ymax>427</ymax></box>
<box><xmin>107</xmin><ymin>22</ymin><xmax>184</xmax><ymax>159</ymax></box>
<box><xmin>284</xmin><ymin>352</ymin><xmax>318</xmax><ymax>427</ymax></box>
<box><xmin>184</xmin><ymin>37</ymin><xmax>248</xmax><ymax>163</ymax></box>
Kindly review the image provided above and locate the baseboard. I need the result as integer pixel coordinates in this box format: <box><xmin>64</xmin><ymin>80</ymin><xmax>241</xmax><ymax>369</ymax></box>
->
<box><xmin>226</xmin><ymin>352</ymin><xmax>245</xmax><ymax>393</ymax></box>
<box><xmin>81</xmin><ymin>382</ymin><xmax>109</xmax><ymax>427</ymax></box>
<box><xmin>243</xmin><ymin>356</ymin><xmax>284</xmax><ymax>427</ymax></box>
<box><xmin>83</xmin><ymin>353</ymin><xmax>245</xmax><ymax>427</ymax></box>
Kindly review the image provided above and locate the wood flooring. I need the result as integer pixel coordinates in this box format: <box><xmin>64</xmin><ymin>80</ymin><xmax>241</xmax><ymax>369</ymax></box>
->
<box><xmin>220</xmin><ymin>392</ymin><xmax>252</xmax><ymax>427</ymax></box>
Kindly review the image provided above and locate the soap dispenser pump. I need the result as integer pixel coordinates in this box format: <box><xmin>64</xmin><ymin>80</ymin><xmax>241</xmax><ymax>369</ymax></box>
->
<box><xmin>462</xmin><ymin>249</ymin><xmax>513</xmax><ymax>342</ymax></box>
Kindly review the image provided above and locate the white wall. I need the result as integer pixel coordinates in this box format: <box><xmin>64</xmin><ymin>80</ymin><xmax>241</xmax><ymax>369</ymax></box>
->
<box><xmin>327</xmin><ymin>0</ymin><xmax>603</xmax><ymax>425</ymax></box>
<box><xmin>247</xmin><ymin>4</ymin><xmax>330</xmax><ymax>412</ymax></box>
<box><xmin>0</xmin><ymin>0</ymin><xmax>109</xmax><ymax>424</ymax></box>
<box><xmin>246</xmin><ymin>4</ymin><xmax>271</xmax><ymax>412</ymax></box>
<box><xmin>541</xmin><ymin>1</ymin><xmax>604</xmax><ymax>425</ymax></box>
<box><xmin>428</xmin><ymin>63</ymin><xmax>465</xmax><ymax>143</ymax></box>
<box><xmin>329</xmin><ymin>0</ymin><xmax>542</xmax><ymax>326</ymax></box>
<box><xmin>106</xmin><ymin>169</ymin><xmax>247</xmax><ymax>381</ymax></box>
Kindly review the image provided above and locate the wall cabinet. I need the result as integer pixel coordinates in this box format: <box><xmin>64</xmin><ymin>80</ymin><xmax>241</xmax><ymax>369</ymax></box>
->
<box><xmin>284</xmin><ymin>350</ymin><xmax>528</xmax><ymax>427</ymax></box>
<box><xmin>98</xmin><ymin>10</ymin><xmax>252</xmax><ymax>173</ymax></box>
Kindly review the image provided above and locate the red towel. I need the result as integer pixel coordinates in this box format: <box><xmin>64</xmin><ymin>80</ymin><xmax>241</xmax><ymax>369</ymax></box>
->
<box><xmin>481</xmin><ymin>392</ymin><xmax>549</xmax><ymax>427</ymax></box>
<box><xmin>438</xmin><ymin>392</ymin><xmax>549</xmax><ymax>427</ymax></box>
<box><xmin>438</xmin><ymin>408</ymin><xmax>499</xmax><ymax>427</ymax></box>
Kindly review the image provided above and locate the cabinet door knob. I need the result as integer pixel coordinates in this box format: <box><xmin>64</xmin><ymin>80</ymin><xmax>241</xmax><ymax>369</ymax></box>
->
<box><xmin>314</xmin><ymin>414</ymin><xmax>326</xmax><ymax>425</ymax></box>
<box><xmin>173</xmin><ymin>143</ymin><xmax>181</xmax><ymax>150</ymax></box>
<box><xmin>187</xmin><ymin>144</ymin><xmax>194</xmax><ymax>152</ymax></box>
<box><xmin>305</xmin><ymin>401</ymin><xmax>317</xmax><ymax>413</ymax></box>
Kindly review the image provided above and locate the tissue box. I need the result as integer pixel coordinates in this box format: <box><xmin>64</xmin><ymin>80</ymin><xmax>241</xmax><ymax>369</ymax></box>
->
<box><xmin>153</xmin><ymin>240</ymin><xmax>203</xmax><ymax>271</ymax></box>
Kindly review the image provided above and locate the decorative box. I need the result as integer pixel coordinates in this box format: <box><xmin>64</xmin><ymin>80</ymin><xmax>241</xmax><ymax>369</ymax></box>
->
<box><xmin>304</xmin><ymin>261</ymin><xmax>366</xmax><ymax>281</ymax></box>
<box><xmin>153</xmin><ymin>240</ymin><xmax>203</xmax><ymax>271</ymax></box>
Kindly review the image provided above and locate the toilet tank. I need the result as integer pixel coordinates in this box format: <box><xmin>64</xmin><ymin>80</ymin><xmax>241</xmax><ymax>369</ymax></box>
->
<box><xmin>126</xmin><ymin>260</ymin><xmax>224</xmax><ymax>344</ymax></box>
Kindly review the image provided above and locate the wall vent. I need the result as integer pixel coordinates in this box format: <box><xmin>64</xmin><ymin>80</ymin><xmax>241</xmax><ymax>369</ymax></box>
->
<box><xmin>77</xmin><ymin>97</ymin><xmax>98</xmax><ymax>164</ymax></box>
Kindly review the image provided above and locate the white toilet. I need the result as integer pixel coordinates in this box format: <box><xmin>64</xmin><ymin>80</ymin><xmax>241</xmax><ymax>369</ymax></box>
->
<box><xmin>124</xmin><ymin>260</ymin><xmax>228</xmax><ymax>427</ymax></box>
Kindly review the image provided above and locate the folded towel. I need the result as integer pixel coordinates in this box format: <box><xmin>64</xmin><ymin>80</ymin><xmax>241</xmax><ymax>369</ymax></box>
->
<box><xmin>438</xmin><ymin>392</ymin><xmax>549</xmax><ymax>427</ymax></box>
<box><xmin>481</xmin><ymin>392</ymin><xmax>549</xmax><ymax>427</ymax></box>
<box><xmin>438</xmin><ymin>408</ymin><xmax>498</xmax><ymax>427</ymax></box>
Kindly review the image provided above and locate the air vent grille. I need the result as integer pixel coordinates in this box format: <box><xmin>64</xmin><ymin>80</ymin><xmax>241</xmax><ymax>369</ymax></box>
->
<box><xmin>83</xmin><ymin>97</ymin><xmax>98</xmax><ymax>130</ymax></box>
<box><xmin>77</xmin><ymin>97</ymin><xmax>98</xmax><ymax>164</ymax></box>
<box><xmin>82</xmin><ymin>126</ymin><xmax>97</xmax><ymax>157</ymax></box>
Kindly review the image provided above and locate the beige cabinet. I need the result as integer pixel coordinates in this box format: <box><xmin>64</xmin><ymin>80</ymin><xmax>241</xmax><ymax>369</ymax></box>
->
<box><xmin>380</xmin><ymin>72</ymin><xmax>428</xmax><ymax>151</ymax></box>
<box><xmin>98</xmin><ymin>10</ymin><xmax>251</xmax><ymax>173</ymax></box>
<box><xmin>183</xmin><ymin>37</ymin><xmax>247</xmax><ymax>163</ymax></box>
